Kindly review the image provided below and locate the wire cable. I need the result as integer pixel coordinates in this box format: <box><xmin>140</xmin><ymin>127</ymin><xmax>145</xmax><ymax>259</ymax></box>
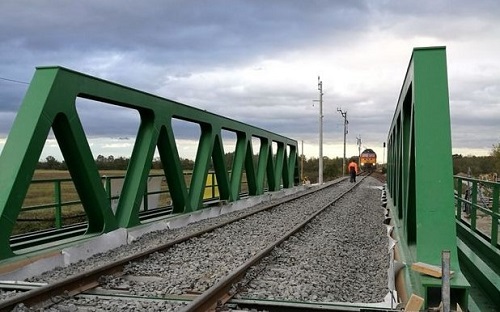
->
<box><xmin>0</xmin><ymin>76</ymin><xmax>29</xmax><ymax>85</ymax></box>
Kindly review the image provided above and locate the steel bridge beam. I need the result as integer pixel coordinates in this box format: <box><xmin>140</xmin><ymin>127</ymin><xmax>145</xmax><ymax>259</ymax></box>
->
<box><xmin>0</xmin><ymin>66</ymin><xmax>299</xmax><ymax>261</ymax></box>
<box><xmin>386</xmin><ymin>47</ymin><xmax>469</xmax><ymax>308</ymax></box>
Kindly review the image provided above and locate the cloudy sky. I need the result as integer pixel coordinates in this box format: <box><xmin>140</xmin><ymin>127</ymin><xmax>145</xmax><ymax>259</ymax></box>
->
<box><xmin>1</xmin><ymin>0</ymin><xmax>499</xmax><ymax>162</ymax></box>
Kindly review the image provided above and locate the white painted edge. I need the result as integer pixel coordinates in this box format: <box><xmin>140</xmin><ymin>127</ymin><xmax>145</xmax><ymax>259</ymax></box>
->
<box><xmin>1</xmin><ymin>185</ymin><xmax>307</xmax><ymax>281</ymax></box>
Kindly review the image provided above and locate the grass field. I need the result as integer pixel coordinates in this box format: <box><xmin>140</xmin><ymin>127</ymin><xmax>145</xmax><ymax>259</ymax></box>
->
<box><xmin>15</xmin><ymin>169</ymin><xmax>170</xmax><ymax>235</ymax></box>
<box><xmin>12</xmin><ymin>169</ymin><xmax>240</xmax><ymax>236</ymax></box>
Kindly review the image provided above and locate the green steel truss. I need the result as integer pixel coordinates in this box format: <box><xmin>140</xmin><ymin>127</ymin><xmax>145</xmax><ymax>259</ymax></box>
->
<box><xmin>386</xmin><ymin>47</ymin><xmax>469</xmax><ymax>307</ymax></box>
<box><xmin>0</xmin><ymin>66</ymin><xmax>299</xmax><ymax>260</ymax></box>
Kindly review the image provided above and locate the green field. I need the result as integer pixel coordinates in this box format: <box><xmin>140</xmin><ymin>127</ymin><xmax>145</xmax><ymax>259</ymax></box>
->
<box><xmin>13</xmin><ymin>169</ymin><xmax>236</xmax><ymax>236</ymax></box>
<box><xmin>15</xmin><ymin>170</ymin><xmax>169</xmax><ymax>235</ymax></box>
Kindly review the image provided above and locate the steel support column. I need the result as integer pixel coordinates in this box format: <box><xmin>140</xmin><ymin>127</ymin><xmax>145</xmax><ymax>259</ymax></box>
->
<box><xmin>386</xmin><ymin>47</ymin><xmax>469</xmax><ymax>308</ymax></box>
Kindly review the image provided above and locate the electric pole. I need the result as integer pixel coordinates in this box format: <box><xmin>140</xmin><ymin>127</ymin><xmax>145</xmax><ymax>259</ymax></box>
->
<box><xmin>301</xmin><ymin>140</ymin><xmax>304</xmax><ymax>183</ymax></box>
<box><xmin>337</xmin><ymin>108</ymin><xmax>348</xmax><ymax>176</ymax></box>
<box><xmin>357</xmin><ymin>135</ymin><xmax>361</xmax><ymax>168</ymax></box>
<box><xmin>383</xmin><ymin>142</ymin><xmax>386</xmax><ymax>166</ymax></box>
<box><xmin>317</xmin><ymin>76</ymin><xmax>324</xmax><ymax>184</ymax></box>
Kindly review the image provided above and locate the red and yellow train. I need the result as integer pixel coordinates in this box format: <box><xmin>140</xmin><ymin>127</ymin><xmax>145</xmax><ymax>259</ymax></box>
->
<box><xmin>360</xmin><ymin>148</ymin><xmax>377</xmax><ymax>172</ymax></box>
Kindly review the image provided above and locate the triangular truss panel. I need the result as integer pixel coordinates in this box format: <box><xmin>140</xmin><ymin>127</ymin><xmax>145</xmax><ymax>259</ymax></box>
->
<box><xmin>0</xmin><ymin>66</ymin><xmax>299</xmax><ymax>260</ymax></box>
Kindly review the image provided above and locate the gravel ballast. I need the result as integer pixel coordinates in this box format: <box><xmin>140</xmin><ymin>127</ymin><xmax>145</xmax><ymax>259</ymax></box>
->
<box><xmin>13</xmin><ymin>177</ymin><xmax>388</xmax><ymax>311</ymax></box>
<box><xmin>235</xmin><ymin>177</ymin><xmax>388</xmax><ymax>304</ymax></box>
<box><xmin>100</xmin><ymin>179</ymin><xmax>354</xmax><ymax>296</ymax></box>
<box><xmin>25</xmin><ymin>185</ymin><xmax>321</xmax><ymax>284</ymax></box>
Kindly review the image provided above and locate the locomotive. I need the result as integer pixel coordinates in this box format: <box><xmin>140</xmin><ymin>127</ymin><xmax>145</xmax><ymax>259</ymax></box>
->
<box><xmin>360</xmin><ymin>148</ymin><xmax>377</xmax><ymax>172</ymax></box>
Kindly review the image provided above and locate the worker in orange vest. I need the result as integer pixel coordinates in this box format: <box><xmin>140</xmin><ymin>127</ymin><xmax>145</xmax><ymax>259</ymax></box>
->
<box><xmin>348</xmin><ymin>159</ymin><xmax>358</xmax><ymax>183</ymax></box>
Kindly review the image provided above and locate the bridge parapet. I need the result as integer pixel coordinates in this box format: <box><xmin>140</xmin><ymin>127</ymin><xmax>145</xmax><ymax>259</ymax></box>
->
<box><xmin>454</xmin><ymin>175</ymin><xmax>500</xmax><ymax>307</ymax></box>
<box><xmin>386</xmin><ymin>47</ymin><xmax>469</xmax><ymax>308</ymax></box>
<box><xmin>0</xmin><ymin>67</ymin><xmax>299</xmax><ymax>261</ymax></box>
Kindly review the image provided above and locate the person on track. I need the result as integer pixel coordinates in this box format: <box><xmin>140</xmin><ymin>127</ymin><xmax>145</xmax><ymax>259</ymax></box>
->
<box><xmin>348</xmin><ymin>159</ymin><xmax>358</xmax><ymax>183</ymax></box>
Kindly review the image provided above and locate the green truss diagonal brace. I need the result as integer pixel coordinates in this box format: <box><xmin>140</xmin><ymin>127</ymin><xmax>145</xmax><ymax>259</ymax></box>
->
<box><xmin>0</xmin><ymin>66</ymin><xmax>299</xmax><ymax>260</ymax></box>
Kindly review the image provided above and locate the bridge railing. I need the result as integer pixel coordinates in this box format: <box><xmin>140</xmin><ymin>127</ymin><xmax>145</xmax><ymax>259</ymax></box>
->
<box><xmin>454</xmin><ymin>176</ymin><xmax>500</xmax><ymax>247</ymax></box>
<box><xmin>14</xmin><ymin>171</ymin><xmax>240</xmax><ymax>235</ymax></box>
<box><xmin>453</xmin><ymin>175</ymin><xmax>500</xmax><ymax>308</ymax></box>
<box><xmin>386</xmin><ymin>47</ymin><xmax>469</xmax><ymax>308</ymax></box>
<box><xmin>0</xmin><ymin>66</ymin><xmax>299</xmax><ymax>261</ymax></box>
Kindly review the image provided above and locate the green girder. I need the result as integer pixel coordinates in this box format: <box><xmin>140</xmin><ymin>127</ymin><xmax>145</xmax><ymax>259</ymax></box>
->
<box><xmin>386</xmin><ymin>47</ymin><xmax>469</xmax><ymax>307</ymax></box>
<box><xmin>0</xmin><ymin>66</ymin><xmax>299</xmax><ymax>260</ymax></box>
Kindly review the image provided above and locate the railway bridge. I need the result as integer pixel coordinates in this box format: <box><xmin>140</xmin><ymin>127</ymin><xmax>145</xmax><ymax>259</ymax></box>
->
<box><xmin>0</xmin><ymin>47</ymin><xmax>498</xmax><ymax>311</ymax></box>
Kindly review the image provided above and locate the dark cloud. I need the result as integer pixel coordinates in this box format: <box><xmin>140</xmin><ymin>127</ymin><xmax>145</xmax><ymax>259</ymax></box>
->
<box><xmin>373</xmin><ymin>0</ymin><xmax>500</xmax><ymax>17</ymax></box>
<box><xmin>0</xmin><ymin>1</ymin><xmax>368</xmax><ymax>67</ymax></box>
<box><xmin>0</xmin><ymin>1</ymin><xmax>499</xmax><ymax>158</ymax></box>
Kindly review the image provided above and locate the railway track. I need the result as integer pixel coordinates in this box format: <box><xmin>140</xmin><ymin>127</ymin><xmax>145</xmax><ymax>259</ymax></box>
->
<box><xmin>0</xmin><ymin>175</ymin><xmax>390</xmax><ymax>312</ymax></box>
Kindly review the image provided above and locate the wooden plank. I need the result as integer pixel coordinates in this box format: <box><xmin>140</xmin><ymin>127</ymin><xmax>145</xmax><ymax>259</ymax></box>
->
<box><xmin>405</xmin><ymin>294</ymin><xmax>424</xmax><ymax>311</ymax></box>
<box><xmin>411</xmin><ymin>262</ymin><xmax>454</xmax><ymax>278</ymax></box>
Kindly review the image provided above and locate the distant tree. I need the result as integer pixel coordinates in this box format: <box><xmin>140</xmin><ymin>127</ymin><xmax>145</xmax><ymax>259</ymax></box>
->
<box><xmin>304</xmin><ymin>157</ymin><xmax>319</xmax><ymax>183</ymax></box>
<box><xmin>324</xmin><ymin>157</ymin><xmax>343</xmax><ymax>179</ymax></box>
<box><xmin>452</xmin><ymin>153</ymin><xmax>493</xmax><ymax>176</ymax></box>
<box><xmin>180</xmin><ymin>158</ymin><xmax>195</xmax><ymax>171</ymax></box>
<box><xmin>452</xmin><ymin>154</ymin><xmax>465</xmax><ymax>175</ymax></box>
<box><xmin>152</xmin><ymin>157</ymin><xmax>162</xmax><ymax>170</ymax></box>
<box><xmin>95</xmin><ymin>154</ymin><xmax>109</xmax><ymax>169</ymax></box>
<box><xmin>491</xmin><ymin>143</ymin><xmax>500</xmax><ymax>173</ymax></box>
<box><xmin>222</xmin><ymin>152</ymin><xmax>261</xmax><ymax>171</ymax></box>
<box><xmin>36</xmin><ymin>155</ymin><xmax>63</xmax><ymax>170</ymax></box>
<box><xmin>45</xmin><ymin>156</ymin><xmax>61</xmax><ymax>169</ymax></box>
<box><xmin>96</xmin><ymin>154</ymin><xmax>106</xmax><ymax>163</ymax></box>
<box><xmin>113</xmin><ymin>157</ymin><xmax>129</xmax><ymax>170</ymax></box>
<box><xmin>224</xmin><ymin>152</ymin><xmax>234</xmax><ymax>170</ymax></box>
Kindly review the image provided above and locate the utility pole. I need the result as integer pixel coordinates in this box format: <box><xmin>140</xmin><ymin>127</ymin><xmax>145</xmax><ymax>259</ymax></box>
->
<box><xmin>383</xmin><ymin>142</ymin><xmax>386</xmax><ymax>166</ymax></box>
<box><xmin>317</xmin><ymin>76</ymin><xmax>324</xmax><ymax>184</ymax></box>
<box><xmin>301</xmin><ymin>140</ymin><xmax>304</xmax><ymax>183</ymax></box>
<box><xmin>337</xmin><ymin>108</ymin><xmax>348</xmax><ymax>176</ymax></box>
<box><xmin>357</xmin><ymin>135</ymin><xmax>361</xmax><ymax>168</ymax></box>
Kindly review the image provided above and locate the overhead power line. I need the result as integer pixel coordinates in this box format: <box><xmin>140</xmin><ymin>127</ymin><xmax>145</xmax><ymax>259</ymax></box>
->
<box><xmin>317</xmin><ymin>76</ymin><xmax>324</xmax><ymax>185</ymax></box>
<box><xmin>0</xmin><ymin>76</ymin><xmax>29</xmax><ymax>85</ymax></box>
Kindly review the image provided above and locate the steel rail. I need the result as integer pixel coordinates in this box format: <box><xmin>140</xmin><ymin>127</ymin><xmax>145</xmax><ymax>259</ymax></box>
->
<box><xmin>0</xmin><ymin>179</ymin><xmax>345</xmax><ymax>311</ymax></box>
<box><xmin>182</xmin><ymin>176</ymin><xmax>367</xmax><ymax>312</ymax></box>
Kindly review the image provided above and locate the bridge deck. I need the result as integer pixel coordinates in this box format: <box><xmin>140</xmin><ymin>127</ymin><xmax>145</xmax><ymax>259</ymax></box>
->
<box><xmin>1</xmin><ymin>177</ymin><xmax>497</xmax><ymax>310</ymax></box>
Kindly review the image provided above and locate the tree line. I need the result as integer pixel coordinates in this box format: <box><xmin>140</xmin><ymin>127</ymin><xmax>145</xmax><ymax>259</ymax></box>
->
<box><xmin>37</xmin><ymin>145</ymin><xmax>500</xmax><ymax>182</ymax></box>
<box><xmin>37</xmin><ymin>153</ymin><xmax>350</xmax><ymax>183</ymax></box>
<box><xmin>36</xmin><ymin>155</ymin><xmax>195</xmax><ymax>171</ymax></box>
<box><xmin>452</xmin><ymin>154</ymin><xmax>491</xmax><ymax>176</ymax></box>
